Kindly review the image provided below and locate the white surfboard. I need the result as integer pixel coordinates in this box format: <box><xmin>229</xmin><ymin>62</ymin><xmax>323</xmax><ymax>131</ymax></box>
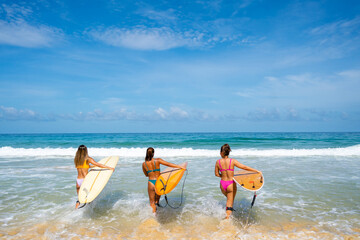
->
<box><xmin>78</xmin><ymin>156</ymin><xmax>119</xmax><ymax>204</ymax></box>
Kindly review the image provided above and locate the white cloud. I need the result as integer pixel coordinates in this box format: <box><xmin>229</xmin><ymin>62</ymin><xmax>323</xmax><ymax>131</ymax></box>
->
<box><xmin>58</xmin><ymin>106</ymin><xmax>191</xmax><ymax>121</ymax></box>
<box><xmin>264</xmin><ymin>76</ymin><xmax>278</xmax><ymax>82</ymax></box>
<box><xmin>338</xmin><ymin>70</ymin><xmax>360</xmax><ymax>79</ymax></box>
<box><xmin>0</xmin><ymin>21</ymin><xmax>62</xmax><ymax>47</ymax></box>
<box><xmin>310</xmin><ymin>16</ymin><xmax>360</xmax><ymax>36</ymax></box>
<box><xmin>309</xmin><ymin>16</ymin><xmax>360</xmax><ymax>57</ymax></box>
<box><xmin>306</xmin><ymin>109</ymin><xmax>349</xmax><ymax>121</ymax></box>
<box><xmin>0</xmin><ymin>4</ymin><xmax>63</xmax><ymax>48</ymax></box>
<box><xmin>138</xmin><ymin>8</ymin><xmax>177</xmax><ymax>22</ymax></box>
<box><xmin>101</xmin><ymin>98</ymin><xmax>124</xmax><ymax>106</ymax></box>
<box><xmin>87</xmin><ymin>26</ymin><xmax>201</xmax><ymax>51</ymax></box>
<box><xmin>195</xmin><ymin>0</ymin><xmax>222</xmax><ymax>11</ymax></box>
<box><xmin>0</xmin><ymin>106</ymin><xmax>51</xmax><ymax>121</ymax></box>
<box><xmin>285</xmin><ymin>73</ymin><xmax>315</xmax><ymax>84</ymax></box>
<box><xmin>60</xmin><ymin>108</ymin><xmax>139</xmax><ymax>121</ymax></box>
<box><xmin>170</xmin><ymin>107</ymin><xmax>189</xmax><ymax>118</ymax></box>
<box><xmin>1</xmin><ymin>3</ymin><xmax>32</xmax><ymax>20</ymax></box>
<box><xmin>235</xmin><ymin>70</ymin><xmax>360</xmax><ymax>110</ymax></box>
<box><xmin>0</xmin><ymin>105</ymin><xmax>205</xmax><ymax>122</ymax></box>
<box><xmin>245</xmin><ymin>108</ymin><xmax>282</xmax><ymax>121</ymax></box>
<box><xmin>1</xmin><ymin>104</ymin><xmax>355</xmax><ymax>124</ymax></box>
<box><xmin>86</xmin><ymin>16</ymin><xmax>256</xmax><ymax>50</ymax></box>
<box><xmin>244</xmin><ymin>107</ymin><xmax>350</xmax><ymax>122</ymax></box>
<box><xmin>154</xmin><ymin>107</ymin><xmax>189</xmax><ymax>120</ymax></box>
<box><xmin>237</xmin><ymin>0</ymin><xmax>254</xmax><ymax>9</ymax></box>
<box><xmin>236</xmin><ymin>91</ymin><xmax>252</xmax><ymax>98</ymax></box>
<box><xmin>155</xmin><ymin>108</ymin><xmax>168</xmax><ymax>119</ymax></box>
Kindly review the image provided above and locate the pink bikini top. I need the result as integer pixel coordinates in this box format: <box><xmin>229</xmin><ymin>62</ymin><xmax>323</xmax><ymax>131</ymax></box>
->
<box><xmin>218</xmin><ymin>158</ymin><xmax>234</xmax><ymax>171</ymax></box>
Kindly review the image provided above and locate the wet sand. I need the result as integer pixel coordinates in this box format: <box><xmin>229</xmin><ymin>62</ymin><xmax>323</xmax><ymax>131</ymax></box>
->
<box><xmin>1</xmin><ymin>217</ymin><xmax>359</xmax><ymax>239</ymax></box>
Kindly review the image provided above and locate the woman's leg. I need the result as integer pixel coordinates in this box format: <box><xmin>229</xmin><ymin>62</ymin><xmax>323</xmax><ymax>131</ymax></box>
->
<box><xmin>225</xmin><ymin>182</ymin><xmax>236</xmax><ymax>219</ymax></box>
<box><xmin>220</xmin><ymin>182</ymin><xmax>227</xmax><ymax>196</ymax></box>
<box><xmin>155</xmin><ymin>193</ymin><xmax>161</xmax><ymax>205</ymax></box>
<box><xmin>75</xmin><ymin>181</ymin><xmax>80</xmax><ymax>209</ymax></box>
<box><xmin>148</xmin><ymin>181</ymin><xmax>157</xmax><ymax>213</ymax></box>
<box><xmin>233</xmin><ymin>183</ymin><xmax>237</xmax><ymax>202</ymax></box>
<box><xmin>76</xmin><ymin>182</ymin><xmax>80</xmax><ymax>194</ymax></box>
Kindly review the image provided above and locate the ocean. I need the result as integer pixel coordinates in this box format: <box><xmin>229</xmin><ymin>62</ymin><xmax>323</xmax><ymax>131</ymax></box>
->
<box><xmin>0</xmin><ymin>132</ymin><xmax>359</xmax><ymax>239</ymax></box>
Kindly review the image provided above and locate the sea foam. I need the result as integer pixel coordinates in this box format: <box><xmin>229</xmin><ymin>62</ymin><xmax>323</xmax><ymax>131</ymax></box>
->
<box><xmin>0</xmin><ymin>145</ymin><xmax>359</xmax><ymax>157</ymax></box>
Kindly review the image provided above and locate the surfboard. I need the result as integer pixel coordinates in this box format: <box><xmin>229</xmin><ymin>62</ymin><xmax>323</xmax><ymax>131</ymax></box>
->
<box><xmin>155</xmin><ymin>162</ymin><xmax>188</xmax><ymax>195</ymax></box>
<box><xmin>233</xmin><ymin>170</ymin><xmax>264</xmax><ymax>191</ymax></box>
<box><xmin>78</xmin><ymin>156</ymin><xmax>119</xmax><ymax>204</ymax></box>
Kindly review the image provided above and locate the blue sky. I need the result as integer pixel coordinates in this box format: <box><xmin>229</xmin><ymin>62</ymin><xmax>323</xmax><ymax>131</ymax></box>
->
<box><xmin>0</xmin><ymin>0</ymin><xmax>359</xmax><ymax>133</ymax></box>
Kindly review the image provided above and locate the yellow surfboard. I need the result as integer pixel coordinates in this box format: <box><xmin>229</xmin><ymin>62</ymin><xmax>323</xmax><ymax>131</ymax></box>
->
<box><xmin>155</xmin><ymin>162</ymin><xmax>188</xmax><ymax>195</ymax></box>
<box><xmin>78</xmin><ymin>156</ymin><xmax>119</xmax><ymax>204</ymax></box>
<box><xmin>233</xmin><ymin>170</ymin><xmax>264</xmax><ymax>191</ymax></box>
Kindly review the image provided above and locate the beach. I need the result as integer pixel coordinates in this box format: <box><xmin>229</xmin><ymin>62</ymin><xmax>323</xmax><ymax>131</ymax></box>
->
<box><xmin>0</xmin><ymin>132</ymin><xmax>359</xmax><ymax>239</ymax></box>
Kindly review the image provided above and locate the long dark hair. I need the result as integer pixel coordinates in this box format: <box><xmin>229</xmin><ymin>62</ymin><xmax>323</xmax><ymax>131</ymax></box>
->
<box><xmin>145</xmin><ymin>147</ymin><xmax>154</xmax><ymax>161</ymax></box>
<box><xmin>220</xmin><ymin>144</ymin><xmax>231</xmax><ymax>156</ymax></box>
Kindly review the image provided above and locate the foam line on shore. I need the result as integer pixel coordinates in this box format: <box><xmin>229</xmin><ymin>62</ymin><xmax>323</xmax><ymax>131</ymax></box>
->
<box><xmin>0</xmin><ymin>144</ymin><xmax>359</xmax><ymax>157</ymax></box>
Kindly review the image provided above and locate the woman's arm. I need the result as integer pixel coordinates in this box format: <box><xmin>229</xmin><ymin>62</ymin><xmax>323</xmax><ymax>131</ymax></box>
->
<box><xmin>233</xmin><ymin>159</ymin><xmax>260</xmax><ymax>173</ymax></box>
<box><xmin>157</xmin><ymin>158</ymin><xmax>185</xmax><ymax>169</ymax></box>
<box><xmin>88</xmin><ymin>157</ymin><xmax>115</xmax><ymax>171</ymax></box>
<box><xmin>142</xmin><ymin>162</ymin><xmax>148</xmax><ymax>177</ymax></box>
<box><xmin>215</xmin><ymin>161</ymin><xmax>221</xmax><ymax>178</ymax></box>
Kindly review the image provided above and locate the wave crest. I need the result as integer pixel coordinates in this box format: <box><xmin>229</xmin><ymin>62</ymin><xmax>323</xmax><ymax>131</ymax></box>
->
<box><xmin>0</xmin><ymin>145</ymin><xmax>359</xmax><ymax>158</ymax></box>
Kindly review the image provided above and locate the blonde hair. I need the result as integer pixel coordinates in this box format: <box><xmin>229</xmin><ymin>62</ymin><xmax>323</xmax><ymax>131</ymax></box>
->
<box><xmin>74</xmin><ymin>145</ymin><xmax>88</xmax><ymax>167</ymax></box>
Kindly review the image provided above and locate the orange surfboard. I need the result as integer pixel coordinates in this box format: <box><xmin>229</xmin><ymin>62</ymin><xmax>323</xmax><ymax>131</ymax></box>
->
<box><xmin>233</xmin><ymin>170</ymin><xmax>264</xmax><ymax>191</ymax></box>
<box><xmin>155</xmin><ymin>162</ymin><xmax>188</xmax><ymax>195</ymax></box>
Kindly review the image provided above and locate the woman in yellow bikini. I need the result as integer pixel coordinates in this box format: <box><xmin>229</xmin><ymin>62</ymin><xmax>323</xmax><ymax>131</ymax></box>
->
<box><xmin>215</xmin><ymin>144</ymin><xmax>260</xmax><ymax>219</ymax></box>
<box><xmin>142</xmin><ymin>147</ymin><xmax>184</xmax><ymax>213</ymax></box>
<box><xmin>74</xmin><ymin>145</ymin><xmax>114</xmax><ymax>209</ymax></box>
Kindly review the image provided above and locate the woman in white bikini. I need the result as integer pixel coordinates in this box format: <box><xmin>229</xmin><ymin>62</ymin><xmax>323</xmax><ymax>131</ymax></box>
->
<box><xmin>74</xmin><ymin>145</ymin><xmax>114</xmax><ymax>209</ymax></box>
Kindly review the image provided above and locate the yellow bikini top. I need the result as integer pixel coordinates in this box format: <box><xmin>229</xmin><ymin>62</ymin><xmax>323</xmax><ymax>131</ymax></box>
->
<box><xmin>76</xmin><ymin>159</ymin><xmax>90</xmax><ymax>168</ymax></box>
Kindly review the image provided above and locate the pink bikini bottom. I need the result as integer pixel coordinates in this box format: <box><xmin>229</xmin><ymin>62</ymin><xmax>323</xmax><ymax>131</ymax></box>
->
<box><xmin>220</xmin><ymin>180</ymin><xmax>234</xmax><ymax>191</ymax></box>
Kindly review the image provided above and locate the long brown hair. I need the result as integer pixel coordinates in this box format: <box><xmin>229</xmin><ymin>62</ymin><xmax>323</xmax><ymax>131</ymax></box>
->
<box><xmin>220</xmin><ymin>144</ymin><xmax>231</xmax><ymax>156</ymax></box>
<box><xmin>145</xmin><ymin>147</ymin><xmax>154</xmax><ymax>161</ymax></box>
<box><xmin>74</xmin><ymin>145</ymin><xmax>88</xmax><ymax>167</ymax></box>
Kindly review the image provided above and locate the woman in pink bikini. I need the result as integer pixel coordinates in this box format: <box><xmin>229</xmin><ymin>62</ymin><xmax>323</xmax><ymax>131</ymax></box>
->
<box><xmin>215</xmin><ymin>144</ymin><xmax>260</xmax><ymax>219</ymax></box>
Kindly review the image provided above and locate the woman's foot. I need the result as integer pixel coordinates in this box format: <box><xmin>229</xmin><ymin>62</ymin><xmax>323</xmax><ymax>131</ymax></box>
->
<box><xmin>151</xmin><ymin>203</ymin><xmax>157</xmax><ymax>213</ymax></box>
<box><xmin>226</xmin><ymin>206</ymin><xmax>235</xmax><ymax>218</ymax></box>
<box><xmin>75</xmin><ymin>200</ymin><xmax>80</xmax><ymax>209</ymax></box>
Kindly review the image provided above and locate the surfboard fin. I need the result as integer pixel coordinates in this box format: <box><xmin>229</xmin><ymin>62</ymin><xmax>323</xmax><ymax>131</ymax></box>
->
<box><xmin>250</xmin><ymin>192</ymin><xmax>257</xmax><ymax>208</ymax></box>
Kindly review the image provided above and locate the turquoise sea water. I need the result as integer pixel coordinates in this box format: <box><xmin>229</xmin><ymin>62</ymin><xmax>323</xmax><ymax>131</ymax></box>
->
<box><xmin>0</xmin><ymin>132</ymin><xmax>359</xmax><ymax>239</ymax></box>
